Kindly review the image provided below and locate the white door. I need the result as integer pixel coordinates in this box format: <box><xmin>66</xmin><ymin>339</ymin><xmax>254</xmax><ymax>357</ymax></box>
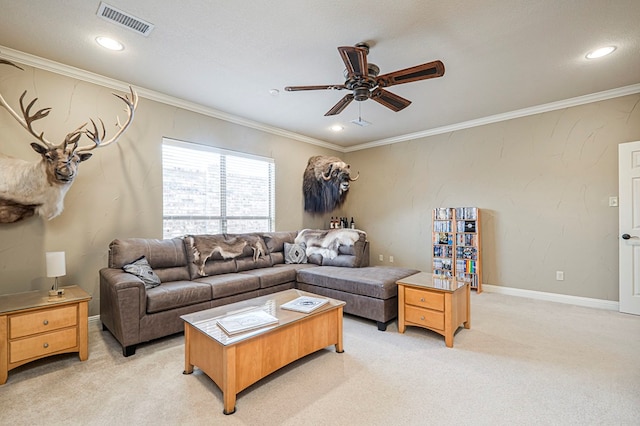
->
<box><xmin>619</xmin><ymin>141</ymin><xmax>640</xmax><ymax>315</ymax></box>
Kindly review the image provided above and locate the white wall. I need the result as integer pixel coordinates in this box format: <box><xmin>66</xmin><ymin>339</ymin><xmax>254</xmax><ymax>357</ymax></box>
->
<box><xmin>343</xmin><ymin>94</ymin><xmax>640</xmax><ymax>301</ymax></box>
<box><xmin>0</xmin><ymin>61</ymin><xmax>336</xmax><ymax>315</ymax></box>
<box><xmin>2</xmin><ymin>56</ymin><xmax>639</xmax><ymax>314</ymax></box>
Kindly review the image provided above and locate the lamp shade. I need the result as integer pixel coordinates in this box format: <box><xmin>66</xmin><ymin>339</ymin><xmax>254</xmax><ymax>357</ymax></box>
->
<box><xmin>46</xmin><ymin>251</ymin><xmax>66</xmax><ymax>278</ymax></box>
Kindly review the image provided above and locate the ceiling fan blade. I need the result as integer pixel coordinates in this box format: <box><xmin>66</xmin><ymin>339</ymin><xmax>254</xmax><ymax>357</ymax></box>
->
<box><xmin>370</xmin><ymin>88</ymin><xmax>411</xmax><ymax>112</ymax></box>
<box><xmin>338</xmin><ymin>46</ymin><xmax>368</xmax><ymax>78</ymax></box>
<box><xmin>376</xmin><ymin>60</ymin><xmax>445</xmax><ymax>87</ymax></box>
<box><xmin>324</xmin><ymin>94</ymin><xmax>354</xmax><ymax>116</ymax></box>
<box><xmin>284</xmin><ymin>84</ymin><xmax>346</xmax><ymax>92</ymax></box>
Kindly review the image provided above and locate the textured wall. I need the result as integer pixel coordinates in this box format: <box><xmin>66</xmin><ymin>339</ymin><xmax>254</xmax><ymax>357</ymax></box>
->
<box><xmin>2</xmin><ymin>59</ymin><xmax>638</xmax><ymax>312</ymax></box>
<box><xmin>0</xmin><ymin>62</ymin><xmax>336</xmax><ymax>315</ymax></box>
<box><xmin>343</xmin><ymin>95</ymin><xmax>640</xmax><ymax>301</ymax></box>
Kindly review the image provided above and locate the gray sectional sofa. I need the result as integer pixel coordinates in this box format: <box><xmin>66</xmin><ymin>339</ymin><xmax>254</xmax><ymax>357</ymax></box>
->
<box><xmin>100</xmin><ymin>230</ymin><xmax>418</xmax><ymax>356</ymax></box>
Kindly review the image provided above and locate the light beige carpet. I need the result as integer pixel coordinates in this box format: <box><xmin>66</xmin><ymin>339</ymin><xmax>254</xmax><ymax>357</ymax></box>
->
<box><xmin>1</xmin><ymin>292</ymin><xmax>639</xmax><ymax>425</ymax></box>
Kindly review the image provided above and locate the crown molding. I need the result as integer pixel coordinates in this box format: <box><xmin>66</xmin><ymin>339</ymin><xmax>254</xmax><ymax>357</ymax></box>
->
<box><xmin>0</xmin><ymin>45</ymin><xmax>342</xmax><ymax>153</ymax></box>
<box><xmin>3</xmin><ymin>45</ymin><xmax>638</xmax><ymax>155</ymax></box>
<box><xmin>345</xmin><ymin>83</ymin><xmax>640</xmax><ymax>152</ymax></box>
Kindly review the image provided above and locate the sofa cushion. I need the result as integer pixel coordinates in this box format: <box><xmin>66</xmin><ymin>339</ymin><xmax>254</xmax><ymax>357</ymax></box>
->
<box><xmin>284</xmin><ymin>242</ymin><xmax>307</xmax><ymax>264</ymax></box>
<box><xmin>184</xmin><ymin>234</ymin><xmax>272</xmax><ymax>278</ymax></box>
<box><xmin>122</xmin><ymin>256</ymin><xmax>161</xmax><ymax>289</ymax></box>
<box><xmin>322</xmin><ymin>255</ymin><xmax>358</xmax><ymax>267</ymax></box>
<box><xmin>109</xmin><ymin>237</ymin><xmax>190</xmax><ymax>282</ymax></box>
<box><xmin>262</xmin><ymin>231</ymin><xmax>297</xmax><ymax>254</ymax></box>
<box><xmin>235</xmin><ymin>255</ymin><xmax>272</xmax><ymax>272</ymax></box>
<box><xmin>146</xmin><ymin>280</ymin><xmax>212</xmax><ymax>314</ymax></box>
<box><xmin>296</xmin><ymin>266</ymin><xmax>419</xmax><ymax>300</ymax></box>
<box><xmin>292</xmin><ymin>229</ymin><xmax>368</xmax><ymax>267</ymax></box>
<box><xmin>239</xmin><ymin>266</ymin><xmax>298</xmax><ymax>289</ymax></box>
<box><xmin>195</xmin><ymin>273</ymin><xmax>260</xmax><ymax>298</ymax></box>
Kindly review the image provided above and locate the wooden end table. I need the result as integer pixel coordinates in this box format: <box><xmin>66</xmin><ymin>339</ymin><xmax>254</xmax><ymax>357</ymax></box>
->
<box><xmin>0</xmin><ymin>285</ymin><xmax>91</xmax><ymax>384</ymax></box>
<box><xmin>397</xmin><ymin>272</ymin><xmax>470</xmax><ymax>347</ymax></box>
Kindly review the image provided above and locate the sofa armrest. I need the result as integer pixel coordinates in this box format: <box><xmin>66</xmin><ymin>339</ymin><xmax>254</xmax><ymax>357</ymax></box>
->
<box><xmin>360</xmin><ymin>241</ymin><xmax>370</xmax><ymax>267</ymax></box>
<box><xmin>99</xmin><ymin>268</ymin><xmax>146</xmax><ymax>348</ymax></box>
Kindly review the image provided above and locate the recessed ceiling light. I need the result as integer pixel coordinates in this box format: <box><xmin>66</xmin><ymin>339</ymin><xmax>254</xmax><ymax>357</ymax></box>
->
<box><xmin>330</xmin><ymin>125</ymin><xmax>344</xmax><ymax>132</ymax></box>
<box><xmin>585</xmin><ymin>46</ymin><xmax>616</xmax><ymax>59</ymax></box>
<box><xmin>96</xmin><ymin>36</ymin><xmax>124</xmax><ymax>51</ymax></box>
<box><xmin>269</xmin><ymin>89</ymin><xmax>280</xmax><ymax>96</ymax></box>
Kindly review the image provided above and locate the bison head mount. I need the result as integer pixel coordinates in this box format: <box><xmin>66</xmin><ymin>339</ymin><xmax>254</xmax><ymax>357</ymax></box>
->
<box><xmin>302</xmin><ymin>155</ymin><xmax>359</xmax><ymax>214</ymax></box>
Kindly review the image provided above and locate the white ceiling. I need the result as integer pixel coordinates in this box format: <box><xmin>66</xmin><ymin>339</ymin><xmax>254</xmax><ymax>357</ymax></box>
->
<box><xmin>0</xmin><ymin>1</ymin><xmax>638</xmax><ymax>150</ymax></box>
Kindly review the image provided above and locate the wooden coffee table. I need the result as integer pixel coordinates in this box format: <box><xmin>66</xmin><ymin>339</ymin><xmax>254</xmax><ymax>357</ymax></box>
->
<box><xmin>181</xmin><ymin>289</ymin><xmax>345</xmax><ymax>414</ymax></box>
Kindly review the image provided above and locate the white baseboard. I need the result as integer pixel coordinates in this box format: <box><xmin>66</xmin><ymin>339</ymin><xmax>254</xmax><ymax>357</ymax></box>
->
<box><xmin>482</xmin><ymin>284</ymin><xmax>619</xmax><ymax>311</ymax></box>
<box><xmin>89</xmin><ymin>315</ymin><xmax>101</xmax><ymax>325</ymax></box>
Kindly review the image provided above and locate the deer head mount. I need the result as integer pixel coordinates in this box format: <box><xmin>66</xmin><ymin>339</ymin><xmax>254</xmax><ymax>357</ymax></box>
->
<box><xmin>0</xmin><ymin>59</ymin><xmax>139</xmax><ymax>223</ymax></box>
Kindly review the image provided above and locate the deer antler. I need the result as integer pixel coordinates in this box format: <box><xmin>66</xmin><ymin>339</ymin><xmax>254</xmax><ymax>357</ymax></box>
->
<box><xmin>1</xmin><ymin>58</ymin><xmax>138</xmax><ymax>152</ymax></box>
<box><xmin>78</xmin><ymin>86</ymin><xmax>138</xmax><ymax>153</ymax></box>
<box><xmin>62</xmin><ymin>124</ymin><xmax>87</xmax><ymax>151</ymax></box>
<box><xmin>0</xmin><ymin>89</ymin><xmax>59</xmax><ymax>148</ymax></box>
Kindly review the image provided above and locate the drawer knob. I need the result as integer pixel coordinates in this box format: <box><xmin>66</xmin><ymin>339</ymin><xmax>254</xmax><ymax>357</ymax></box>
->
<box><xmin>420</xmin><ymin>298</ymin><xmax>425</xmax><ymax>302</ymax></box>
<box><xmin>43</xmin><ymin>343</ymin><xmax>49</xmax><ymax>348</ymax></box>
<box><xmin>43</xmin><ymin>319</ymin><xmax>49</xmax><ymax>326</ymax></box>
<box><xmin>420</xmin><ymin>316</ymin><xmax>425</xmax><ymax>320</ymax></box>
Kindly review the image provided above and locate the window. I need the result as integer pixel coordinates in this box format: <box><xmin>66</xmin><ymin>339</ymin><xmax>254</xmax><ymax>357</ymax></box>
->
<box><xmin>162</xmin><ymin>138</ymin><xmax>275</xmax><ymax>238</ymax></box>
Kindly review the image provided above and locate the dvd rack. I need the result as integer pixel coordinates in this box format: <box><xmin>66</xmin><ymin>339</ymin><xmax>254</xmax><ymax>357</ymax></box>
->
<box><xmin>432</xmin><ymin>207</ymin><xmax>482</xmax><ymax>293</ymax></box>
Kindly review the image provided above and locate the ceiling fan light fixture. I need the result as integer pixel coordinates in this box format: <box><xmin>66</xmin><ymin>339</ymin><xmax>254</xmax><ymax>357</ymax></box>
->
<box><xmin>285</xmin><ymin>43</ymin><xmax>445</xmax><ymax>116</ymax></box>
<box><xmin>585</xmin><ymin>46</ymin><xmax>616</xmax><ymax>59</ymax></box>
<box><xmin>353</xmin><ymin>87</ymin><xmax>370</xmax><ymax>101</ymax></box>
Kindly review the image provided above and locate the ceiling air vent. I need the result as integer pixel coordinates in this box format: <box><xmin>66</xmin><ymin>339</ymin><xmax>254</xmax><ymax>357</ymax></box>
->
<box><xmin>97</xmin><ymin>2</ymin><xmax>154</xmax><ymax>36</ymax></box>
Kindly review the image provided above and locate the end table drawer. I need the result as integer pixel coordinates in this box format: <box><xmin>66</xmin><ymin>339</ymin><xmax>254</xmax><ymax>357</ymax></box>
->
<box><xmin>9</xmin><ymin>305</ymin><xmax>77</xmax><ymax>338</ymax></box>
<box><xmin>405</xmin><ymin>287</ymin><xmax>444</xmax><ymax>311</ymax></box>
<box><xmin>10</xmin><ymin>327</ymin><xmax>78</xmax><ymax>363</ymax></box>
<box><xmin>405</xmin><ymin>305</ymin><xmax>444</xmax><ymax>331</ymax></box>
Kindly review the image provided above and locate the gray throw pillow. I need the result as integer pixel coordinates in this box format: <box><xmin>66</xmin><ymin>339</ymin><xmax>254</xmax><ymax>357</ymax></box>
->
<box><xmin>123</xmin><ymin>256</ymin><xmax>161</xmax><ymax>289</ymax></box>
<box><xmin>284</xmin><ymin>242</ymin><xmax>307</xmax><ymax>264</ymax></box>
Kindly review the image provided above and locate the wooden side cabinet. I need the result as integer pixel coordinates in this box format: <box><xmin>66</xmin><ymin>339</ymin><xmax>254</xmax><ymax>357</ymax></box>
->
<box><xmin>397</xmin><ymin>272</ymin><xmax>470</xmax><ymax>348</ymax></box>
<box><xmin>0</xmin><ymin>286</ymin><xmax>91</xmax><ymax>384</ymax></box>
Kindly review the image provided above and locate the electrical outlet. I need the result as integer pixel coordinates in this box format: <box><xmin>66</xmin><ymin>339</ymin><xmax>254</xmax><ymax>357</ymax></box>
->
<box><xmin>556</xmin><ymin>271</ymin><xmax>564</xmax><ymax>281</ymax></box>
<box><xmin>379</xmin><ymin>254</ymin><xmax>384</xmax><ymax>261</ymax></box>
<box><xmin>389</xmin><ymin>256</ymin><xmax>394</xmax><ymax>263</ymax></box>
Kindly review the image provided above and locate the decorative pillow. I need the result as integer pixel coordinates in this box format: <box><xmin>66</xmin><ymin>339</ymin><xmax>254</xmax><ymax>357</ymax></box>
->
<box><xmin>284</xmin><ymin>242</ymin><xmax>307</xmax><ymax>264</ymax></box>
<box><xmin>123</xmin><ymin>256</ymin><xmax>161</xmax><ymax>289</ymax></box>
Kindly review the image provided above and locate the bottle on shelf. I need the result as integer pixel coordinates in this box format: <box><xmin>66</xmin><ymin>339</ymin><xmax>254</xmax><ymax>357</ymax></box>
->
<box><xmin>330</xmin><ymin>217</ymin><xmax>335</xmax><ymax>229</ymax></box>
<box><xmin>350</xmin><ymin>217</ymin><xmax>355</xmax><ymax>229</ymax></box>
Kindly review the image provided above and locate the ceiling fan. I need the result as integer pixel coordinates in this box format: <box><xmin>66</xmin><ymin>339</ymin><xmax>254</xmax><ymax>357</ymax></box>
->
<box><xmin>284</xmin><ymin>42</ymin><xmax>445</xmax><ymax>116</ymax></box>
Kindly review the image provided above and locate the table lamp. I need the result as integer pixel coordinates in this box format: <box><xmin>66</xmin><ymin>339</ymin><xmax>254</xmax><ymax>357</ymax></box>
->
<box><xmin>46</xmin><ymin>251</ymin><xmax>66</xmax><ymax>296</ymax></box>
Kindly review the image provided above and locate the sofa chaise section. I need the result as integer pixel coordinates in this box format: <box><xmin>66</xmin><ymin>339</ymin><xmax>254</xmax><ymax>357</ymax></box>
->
<box><xmin>296</xmin><ymin>266</ymin><xmax>419</xmax><ymax>331</ymax></box>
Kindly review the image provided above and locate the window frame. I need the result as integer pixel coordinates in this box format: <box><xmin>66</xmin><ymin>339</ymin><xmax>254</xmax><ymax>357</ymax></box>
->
<box><xmin>162</xmin><ymin>138</ymin><xmax>275</xmax><ymax>238</ymax></box>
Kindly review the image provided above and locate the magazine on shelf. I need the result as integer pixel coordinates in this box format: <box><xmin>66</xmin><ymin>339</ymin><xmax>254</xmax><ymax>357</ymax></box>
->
<box><xmin>281</xmin><ymin>295</ymin><xmax>329</xmax><ymax>313</ymax></box>
<box><xmin>216</xmin><ymin>308</ymin><xmax>279</xmax><ymax>335</ymax></box>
